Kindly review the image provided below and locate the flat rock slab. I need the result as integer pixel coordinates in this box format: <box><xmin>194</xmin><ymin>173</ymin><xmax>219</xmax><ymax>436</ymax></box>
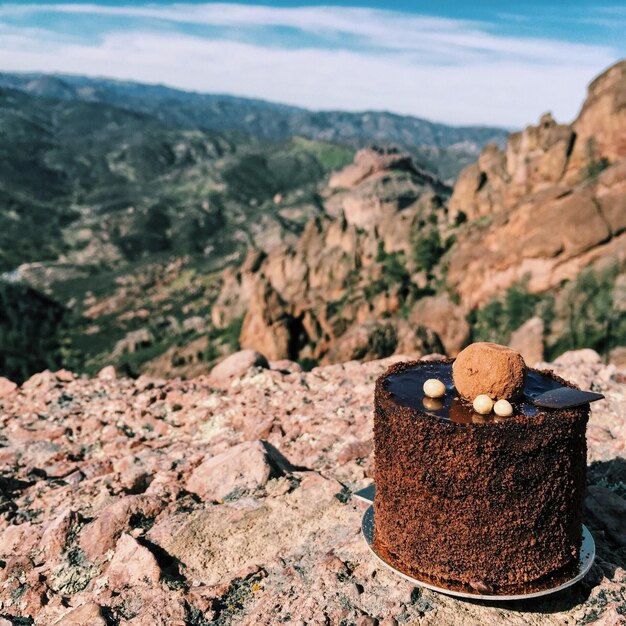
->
<box><xmin>0</xmin><ymin>350</ymin><xmax>624</xmax><ymax>625</ymax></box>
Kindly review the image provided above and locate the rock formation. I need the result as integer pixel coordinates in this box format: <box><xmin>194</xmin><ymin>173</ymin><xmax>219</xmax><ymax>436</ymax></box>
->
<box><xmin>214</xmin><ymin>146</ymin><xmax>453</xmax><ymax>364</ymax></box>
<box><xmin>0</xmin><ymin>350</ymin><xmax>624</xmax><ymax>624</ymax></box>
<box><xmin>203</xmin><ymin>61</ymin><xmax>626</xmax><ymax>371</ymax></box>
<box><xmin>447</xmin><ymin>59</ymin><xmax>626</xmax><ymax>308</ymax></box>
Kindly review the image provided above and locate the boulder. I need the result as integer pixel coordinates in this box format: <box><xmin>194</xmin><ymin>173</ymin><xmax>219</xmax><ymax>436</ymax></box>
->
<box><xmin>185</xmin><ymin>440</ymin><xmax>294</xmax><ymax>501</ymax></box>
<box><xmin>38</xmin><ymin>508</ymin><xmax>79</xmax><ymax>562</ymax></box>
<box><xmin>97</xmin><ymin>365</ymin><xmax>116</xmax><ymax>380</ymax></box>
<box><xmin>509</xmin><ymin>316</ymin><xmax>545</xmax><ymax>365</ymax></box>
<box><xmin>210</xmin><ymin>349</ymin><xmax>269</xmax><ymax>382</ymax></box>
<box><xmin>409</xmin><ymin>293</ymin><xmax>469</xmax><ymax>356</ymax></box>
<box><xmin>324</xmin><ymin>321</ymin><xmax>398</xmax><ymax>363</ymax></box>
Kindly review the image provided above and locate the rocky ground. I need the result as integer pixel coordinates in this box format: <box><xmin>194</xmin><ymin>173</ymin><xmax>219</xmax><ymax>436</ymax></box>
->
<box><xmin>0</xmin><ymin>349</ymin><xmax>624</xmax><ymax>625</ymax></box>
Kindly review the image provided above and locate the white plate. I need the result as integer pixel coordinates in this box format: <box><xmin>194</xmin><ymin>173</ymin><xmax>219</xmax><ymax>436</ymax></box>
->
<box><xmin>360</xmin><ymin>504</ymin><xmax>595</xmax><ymax>601</ymax></box>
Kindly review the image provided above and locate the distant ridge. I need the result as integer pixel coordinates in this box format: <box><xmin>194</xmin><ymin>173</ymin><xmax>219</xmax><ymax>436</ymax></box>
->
<box><xmin>0</xmin><ymin>71</ymin><xmax>509</xmax><ymax>155</ymax></box>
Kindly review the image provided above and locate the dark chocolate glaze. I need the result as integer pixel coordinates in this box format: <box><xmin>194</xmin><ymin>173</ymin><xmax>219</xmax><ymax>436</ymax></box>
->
<box><xmin>384</xmin><ymin>362</ymin><xmax>563</xmax><ymax>423</ymax></box>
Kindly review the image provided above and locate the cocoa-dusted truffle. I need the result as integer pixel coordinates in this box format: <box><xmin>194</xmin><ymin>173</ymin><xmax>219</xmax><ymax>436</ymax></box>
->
<box><xmin>453</xmin><ymin>342</ymin><xmax>526</xmax><ymax>401</ymax></box>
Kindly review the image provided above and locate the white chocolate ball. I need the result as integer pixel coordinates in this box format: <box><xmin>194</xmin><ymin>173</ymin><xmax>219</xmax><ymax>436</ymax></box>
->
<box><xmin>473</xmin><ymin>394</ymin><xmax>494</xmax><ymax>415</ymax></box>
<box><xmin>423</xmin><ymin>378</ymin><xmax>446</xmax><ymax>398</ymax></box>
<box><xmin>494</xmin><ymin>399</ymin><xmax>513</xmax><ymax>417</ymax></box>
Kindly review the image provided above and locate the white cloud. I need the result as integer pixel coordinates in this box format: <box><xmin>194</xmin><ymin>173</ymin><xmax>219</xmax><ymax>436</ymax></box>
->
<box><xmin>1</xmin><ymin>2</ymin><xmax>613</xmax><ymax>64</ymax></box>
<box><xmin>0</xmin><ymin>3</ymin><xmax>620</xmax><ymax>126</ymax></box>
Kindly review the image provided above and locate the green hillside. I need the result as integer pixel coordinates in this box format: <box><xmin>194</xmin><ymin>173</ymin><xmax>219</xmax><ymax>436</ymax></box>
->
<box><xmin>0</xmin><ymin>72</ymin><xmax>509</xmax><ymax>181</ymax></box>
<box><xmin>0</xmin><ymin>86</ymin><xmax>356</xmax><ymax>379</ymax></box>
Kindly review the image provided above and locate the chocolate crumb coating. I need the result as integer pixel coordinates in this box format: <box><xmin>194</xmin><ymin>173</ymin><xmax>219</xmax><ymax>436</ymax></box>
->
<box><xmin>453</xmin><ymin>342</ymin><xmax>526</xmax><ymax>401</ymax></box>
<box><xmin>374</xmin><ymin>359</ymin><xmax>588</xmax><ymax>588</ymax></box>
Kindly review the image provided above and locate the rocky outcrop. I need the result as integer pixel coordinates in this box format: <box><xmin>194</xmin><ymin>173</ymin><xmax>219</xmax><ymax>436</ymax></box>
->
<box><xmin>450</xmin><ymin>60</ymin><xmax>626</xmax><ymax>225</ymax></box>
<box><xmin>0</xmin><ymin>352</ymin><xmax>624</xmax><ymax>624</ymax></box>
<box><xmin>509</xmin><ymin>316</ymin><xmax>545</xmax><ymax>365</ymax></box>
<box><xmin>327</xmin><ymin>146</ymin><xmax>450</xmax><ymax>232</ymax></box>
<box><xmin>447</xmin><ymin>166</ymin><xmax>626</xmax><ymax>307</ymax></box>
<box><xmin>566</xmin><ymin>60</ymin><xmax>626</xmax><ymax>178</ymax></box>
<box><xmin>409</xmin><ymin>293</ymin><xmax>469</xmax><ymax>356</ymax></box>
<box><xmin>328</xmin><ymin>146</ymin><xmax>417</xmax><ymax>190</ymax></box>
<box><xmin>447</xmin><ymin>59</ymin><xmax>626</xmax><ymax>308</ymax></box>
<box><xmin>185</xmin><ymin>440</ymin><xmax>293</xmax><ymax>501</ymax></box>
<box><xmin>449</xmin><ymin>114</ymin><xmax>574</xmax><ymax>222</ymax></box>
<box><xmin>206</xmin><ymin>62</ymin><xmax>626</xmax><ymax>369</ymax></box>
<box><xmin>215</xmin><ymin>146</ymin><xmax>452</xmax><ymax>364</ymax></box>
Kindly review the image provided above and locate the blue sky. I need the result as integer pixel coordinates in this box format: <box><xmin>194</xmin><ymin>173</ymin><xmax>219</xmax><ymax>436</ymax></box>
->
<box><xmin>1</xmin><ymin>2</ymin><xmax>624</xmax><ymax>127</ymax></box>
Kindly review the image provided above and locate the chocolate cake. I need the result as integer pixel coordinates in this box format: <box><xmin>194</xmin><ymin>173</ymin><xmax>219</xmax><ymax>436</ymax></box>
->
<box><xmin>373</xmin><ymin>356</ymin><xmax>589</xmax><ymax>590</ymax></box>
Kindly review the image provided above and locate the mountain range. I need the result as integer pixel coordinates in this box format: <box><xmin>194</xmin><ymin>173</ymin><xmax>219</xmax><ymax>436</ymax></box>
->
<box><xmin>0</xmin><ymin>72</ymin><xmax>509</xmax><ymax>182</ymax></box>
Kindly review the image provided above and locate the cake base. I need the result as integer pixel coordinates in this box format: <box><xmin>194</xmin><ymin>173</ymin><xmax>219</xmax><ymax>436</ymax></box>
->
<box><xmin>359</xmin><ymin>498</ymin><xmax>595</xmax><ymax>601</ymax></box>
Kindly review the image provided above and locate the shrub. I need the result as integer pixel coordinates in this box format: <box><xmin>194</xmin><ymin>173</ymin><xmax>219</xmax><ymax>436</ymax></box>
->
<box><xmin>382</xmin><ymin>252</ymin><xmax>410</xmax><ymax>285</ymax></box>
<box><xmin>298</xmin><ymin>357</ymin><xmax>319</xmax><ymax>371</ymax></box>
<box><xmin>547</xmin><ymin>265</ymin><xmax>625</xmax><ymax>359</ymax></box>
<box><xmin>584</xmin><ymin>138</ymin><xmax>610</xmax><ymax>180</ymax></box>
<box><xmin>470</xmin><ymin>281</ymin><xmax>546</xmax><ymax>345</ymax></box>
<box><xmin>223</xmin><ymin>315</ymin><xmax>244</xmax><ymax>350</ymax></box>
<box><xmin>368</xmin><ymin>323</ymin><xmax>398</xmax><ymax>358</ymax></box>
<box><xmin>376</xmin><ymin>242</ymin><xmax>410</xmax><ymax>285</ymax></box>
<box><xmin>584</xmin><ymin>157</ymin><xmax>610</xmax><ymax>180</ymax></box>
<box><xmin>0</xmin><ymin>282</ymin><xmax>66</xmax><ymax>382</ymax></box>
<box><xmin>413</xmin><ymin>228</ymin><xmax>445</xmax><ymax>274</ymax></box>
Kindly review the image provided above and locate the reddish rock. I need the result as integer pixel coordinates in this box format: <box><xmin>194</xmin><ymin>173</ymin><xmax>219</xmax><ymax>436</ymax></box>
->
<box><xmin>107</xmin><ymin>587</ymin><xmax>187</xmax><ymax>626</ymax></box>
<box><xmin>325</xmin><ymin>321</ymin><xmax>399</xmax><ymax>363</ymax></box>
<box><xmin>106</xmin><ymin>533</ymin><xmax>161</xmax><ymax>588</ymax></box>
<box><xmin>447</xmin><ymin>60</ymin><xmax>626</xmax><ymax>308</ymax></box>
<box><xmin>239</xmin><ymin>281</ymin><xmax>295</xmax><ymax>361</ymax></box>
<box><xmin>79</xmin><ymin>495</ymin><xmax>165</xmax><ymax>559</ymax></box>
<box><xmin>0</xmin><ymin>376</ymin><xmax>17</xmax><ymax>398</ymax></box>
<box><xmin>0</xmin><ymin>522</ymin><xmax>40</xmax><ymax>559</ymax></box>
<box><xmin>269</xmin><ymin>359</ymin><xmax>303</xmax><ymax>373</ymax></box>
<box><xmin>53</xmin><ymin>603</ymin><xmax>108</xmax><ymax>626</ymax></box>
<box><xmin>337</xmin><ymin>439</ymin><xmax>373</xmax><ymax>464</ymax></box>
<box><xmin>328</xmin><ymin>146</ymin><xmax>417</xmax><ymax>192</ymax></box>
<box><xmin>0</xmin><ymin>352</ymin><xmax>622</xmax><ymax>625</ymax></box>
<box><xmin>210</xmin><ymin>349</ymin><xmax>269</xmax><ymax>382</ymax></box>
<box><xmin>38</xmin><ymin>508</ymin><xmax>79</xmax><ymax>562</ymax></box>
<box><xmin>97</xmin><ymin>365</ymin><xmax>117</xmax><ymax>380</ymax></box>
<box><xmin>185</xmin><ymin>440</ymin><xmax>292</xmax><ymax>501</ymax></box>
<box><xmin>509</xmin><ymin>316</ymin><xmax>545</xmax><ymax>365</ymax></box>
<box><xmin>409</xmin><ymin>293</ymin><xmax>469</xmax><ymax>356</ymax></box>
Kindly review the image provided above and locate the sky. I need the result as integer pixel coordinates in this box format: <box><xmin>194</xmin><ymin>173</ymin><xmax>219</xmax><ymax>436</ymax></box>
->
<box><xmin>0</xmin><ymin>1</ymin><xmax>624</xmax><ymax>128</ymax></box>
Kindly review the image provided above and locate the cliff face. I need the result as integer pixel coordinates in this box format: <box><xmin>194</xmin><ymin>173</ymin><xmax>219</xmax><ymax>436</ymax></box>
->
<box><xmin>213</xmin><ymin>146</ymin><xmax>452</xmax><ymax>363</ymax></box>
<box><xmin>0</xmin><ymin>350</ymin><xmax>624</xmax><ymax>624</ymax></box>
<box><xmin>447</xmin><ymin>60</ymin><xmax>626</xmax><ymax>307</ymax></box>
